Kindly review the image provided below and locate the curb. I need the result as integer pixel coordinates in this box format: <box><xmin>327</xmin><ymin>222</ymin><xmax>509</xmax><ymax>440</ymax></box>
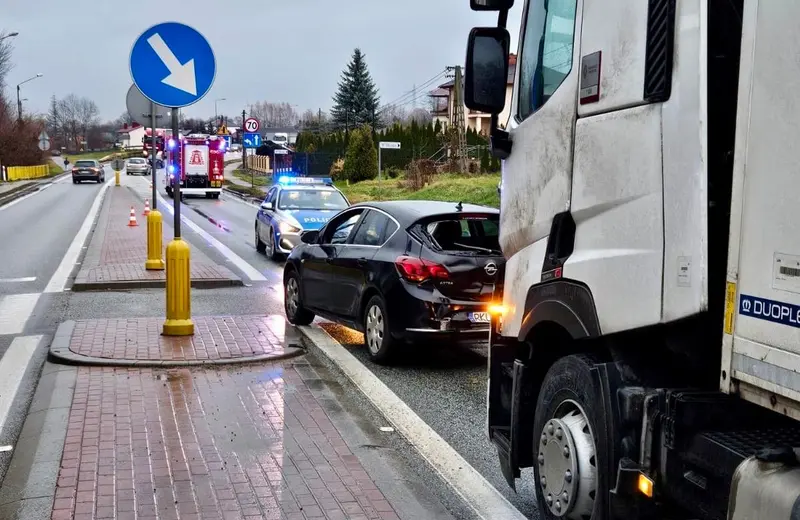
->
<box><xmin>221</xmin><ymin>186</ymin><xmax>264</xmax><ymax>203</ymax></box>
<box><xmin>0</xmin><ymin>184</ymin><xmax>40</xmax><ymax>207</ymax></box>
<box><xmin>0</xmin><ymin>362</ymin><xmax>76</xmax><ymax>520</ymax></box>
<box><xmin>47</xmin><ymin>321</ymin><xmax>306</xmax><ymax>368</ymax></box>
<box><xmin>295</xmin><ymin>323</ymin><xmax>528</xmax><ymax>520</ymax></box>
<box><xmin>70</xmin><ymin>276</ymin><xmax>243</xmax><ymax>292</ymax></box>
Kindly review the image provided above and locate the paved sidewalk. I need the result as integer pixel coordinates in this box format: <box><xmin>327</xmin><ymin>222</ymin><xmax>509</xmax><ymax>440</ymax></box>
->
<box><xmin>72</xmin><ymin>180</ymin><xmax>242</xmax><ymax>291</ymax></box>
<box><xmin>21</xmin><ymin>349</ymin><xmax>454</xmax><ymax>520</ymax></box>
<box><xmin>50</xmin><ymin>315</ymin><xmax>303</xmax><ymax>367</ymax></box>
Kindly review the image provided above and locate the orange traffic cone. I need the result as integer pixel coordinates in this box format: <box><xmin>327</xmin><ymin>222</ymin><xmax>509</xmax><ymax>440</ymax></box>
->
<box><xmin>128</xmin><ymin>206</ymin><xmax>138</xmax><ymax>227</ymax></box>
<box><xmin>143</xmin><ymin>199</ymin><xmax>151</xmax><ymax>216</ymax></box>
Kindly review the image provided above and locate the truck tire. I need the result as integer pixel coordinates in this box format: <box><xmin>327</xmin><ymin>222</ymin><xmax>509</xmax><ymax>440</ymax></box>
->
<box><xmin>533</xmin><ymin>354</ymin><xmax>607</xmax><ymax>520</ymax></box>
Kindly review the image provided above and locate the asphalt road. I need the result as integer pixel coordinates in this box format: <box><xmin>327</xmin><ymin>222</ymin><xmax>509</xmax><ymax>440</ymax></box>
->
<box><xmin>0</xmin><ymin>174</ymin><xmax>101</xmax><ymax>296</ymax></box>
<box><xmin>164</xmin><ymin>190</ymin><xmax>540</xmax><ymax>518</ymax></box>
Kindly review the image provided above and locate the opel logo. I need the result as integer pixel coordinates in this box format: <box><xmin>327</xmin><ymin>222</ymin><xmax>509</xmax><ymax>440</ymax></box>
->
<box><xmin>485</xmin><ymin>262</ymin><xmax>498</xmax><ymax>276</ymax></box>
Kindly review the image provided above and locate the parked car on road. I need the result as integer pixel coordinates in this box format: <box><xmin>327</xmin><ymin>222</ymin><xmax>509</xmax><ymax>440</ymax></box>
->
<box><xmin>283</xmin><ymin>200</ymin><xmax>504</xmax><ymax>363</ymax></box>
<box><xmin>255</xmin><ymin>176</ymin><xmax>350</xmax><ymax>260</ymax></box>
<box><xmin>125</xmin><ymin>157</ymin><xmax>151</xmax><ymax>176</ymax></box>
<box><xmin>72</xmin><ymin>160</ymin><xmax>105</xmax><ymax>184</ymax></box>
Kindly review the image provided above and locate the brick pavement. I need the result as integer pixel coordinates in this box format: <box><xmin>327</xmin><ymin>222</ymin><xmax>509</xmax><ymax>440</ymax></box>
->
<box><xmin>50</xmin><ymin>363</ymin><xmax>404</xmax><ymax>520</ymax></box>
<box><xmin>72</xmin><ymin>184</ymin><xmax>241</xmax><ymax>290</ymax></box>
<box><xmin>66</xmin><ymin>315</ymin><xmax>294</xmax><ymax>363</ymax></box>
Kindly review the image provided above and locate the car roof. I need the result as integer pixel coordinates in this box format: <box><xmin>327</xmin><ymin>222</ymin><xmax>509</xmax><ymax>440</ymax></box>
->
<box><xmin>350</xmin><ymin>200</ymin><xmax>499</xmax><ymax>226</ymax></box>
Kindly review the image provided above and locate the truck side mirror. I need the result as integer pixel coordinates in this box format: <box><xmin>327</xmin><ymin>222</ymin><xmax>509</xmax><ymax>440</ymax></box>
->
<box><xmin>470</xmin><ymin>0</ymin><xmax>514</xmax><ymax>11</ymax></box>
<box><xmin>465</xmin><ymin>27</ymin><xmax>511</xmax><ymax>115</ymax></box>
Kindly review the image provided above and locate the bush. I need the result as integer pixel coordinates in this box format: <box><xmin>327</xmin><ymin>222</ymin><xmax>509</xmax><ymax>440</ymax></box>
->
<box><xmin>342</xmin><ymin>125</ymin><xmax>378</xmax><ymax>182</ymax></box>
<box><xmin>329</xmin><ymin>158</ymin><xmax>344</xmax><ymax>178</ymax></box>
<box><xmin>403</xmin><ymin>159</ymin><xmax>437</xmax><ymax>190</ymax></box>
<box><xmin>0</xmin><ymin>97</ymin><xmax>44</xmax><ymax>168</ymax></box>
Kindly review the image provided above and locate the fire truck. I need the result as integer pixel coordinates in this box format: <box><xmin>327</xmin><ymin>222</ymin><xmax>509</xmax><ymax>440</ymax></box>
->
<box><xmin>142</xmin><ymin>128</ymin><xmax>166</xmax><ymax>156</ymax></box>
<box><xmin>165</xmin><ymin>134</ymin><xmax>225</xmax><ymax>199</ymax></box>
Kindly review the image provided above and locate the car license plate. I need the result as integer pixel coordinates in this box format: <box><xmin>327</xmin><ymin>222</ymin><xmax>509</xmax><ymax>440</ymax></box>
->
<box><xmin>468</xmin><ymin>312</ymin><xmax>490</xmax><ymax>324</ymax></box>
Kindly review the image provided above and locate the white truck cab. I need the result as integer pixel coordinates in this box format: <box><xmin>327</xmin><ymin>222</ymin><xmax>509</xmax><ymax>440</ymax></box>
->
<box><xmin>465</xmin><ymin>0</ymin><xmax>800</xmax><ymax>518</ymax></box>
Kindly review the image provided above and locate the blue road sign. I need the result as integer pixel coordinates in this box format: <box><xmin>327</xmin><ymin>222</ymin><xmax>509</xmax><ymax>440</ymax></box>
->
<box><xmin>243</xmin><ymin>133</ymin><xmax>262</xmax><ymax>148</ymax></box>
<box><xmin>222</xmin><ymin>135</ymin><xmax>231</xmax><ymax>150</ymax></box>
<box><xmin>130</xmin><ymin>22</ymin><xmax>216</xmax><ymax>108</ymax></box>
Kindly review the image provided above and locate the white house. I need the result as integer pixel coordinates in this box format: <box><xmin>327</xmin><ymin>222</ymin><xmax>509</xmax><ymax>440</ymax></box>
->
<box><xmin>116</xmin><ymin>124</ymin><xmax>146</xmax><ymax>149</ymax></box>
<box><xmin>429</xmin><ymin>54</ymin><xmax>516</xmax><ymax>135</ymax></box>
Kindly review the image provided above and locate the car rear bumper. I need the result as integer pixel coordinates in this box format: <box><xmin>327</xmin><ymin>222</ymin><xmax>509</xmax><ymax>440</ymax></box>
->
<box><xmin>385</xmin><ymin>283</ymin><xmax>494</xmax><ymax>345</ymax></box>
<box><xmin>127</xmin><ymin>168</ymin><xmax>149</xmax><ymax>175</ymax></box>
<box><xmin>72</xmin><ymin>173</ymin><xmax>103</xmax><ymax>181</ymax></box>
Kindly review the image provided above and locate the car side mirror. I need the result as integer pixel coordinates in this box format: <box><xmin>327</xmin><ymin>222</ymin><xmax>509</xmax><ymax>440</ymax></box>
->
<box><xmin>260</xmin><ymin>201</ymin><xmax>273</xmax><ymax>211</ymax></box>
<box><xmin>470</xmin><ymin>0</ymin><xmax>514</xmax><ymax>11</ymax></box>
<box><xmin>465</xmin><ymin>27</ymin><xmax>510</xmax><ymax>115</ymax></box>
<box><xmin>301</xmin><ymin>230</ymin><xmax>319</xmax><ymax>244</ymax></box>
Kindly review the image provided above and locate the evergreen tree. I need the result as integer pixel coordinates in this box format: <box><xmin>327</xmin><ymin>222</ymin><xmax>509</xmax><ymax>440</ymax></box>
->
<box><xmin>342</xmin><ymin>125</ymin><xmax>378</xmax><ymax>182</ymax></box>
<box><xmin>331</xmin><ymin>49</ymin><xmax>381</xmax><ymax>131</ymax></box>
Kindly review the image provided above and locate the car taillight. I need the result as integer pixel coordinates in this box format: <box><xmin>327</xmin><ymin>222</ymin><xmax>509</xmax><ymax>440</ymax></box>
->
<box><xmin>395</xmin><ymin>255</ymin><xmax>449</xmax><ymax>282</ymax></box>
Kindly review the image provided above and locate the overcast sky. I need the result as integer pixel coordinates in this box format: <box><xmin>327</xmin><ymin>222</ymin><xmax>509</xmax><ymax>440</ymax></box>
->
<box><xmin>3</xmin><ymin>0</ymin><xmax>522</xmax><ymax>123</ymax></box>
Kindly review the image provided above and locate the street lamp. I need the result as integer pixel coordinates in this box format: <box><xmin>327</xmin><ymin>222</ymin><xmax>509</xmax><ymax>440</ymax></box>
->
<box><xmin>0</xmin><ymin>32</ymin><xmax>19</xmax><ymax>42</ymax></box>
<box><xmin>17</xmin><ymin>73</ymin><xmax>43</xmax><ymax>122</ymax></box>
<box><xmin>214</xmin><ymin>97</ymin><xmax>226</xmax><ymax>125</ymax></box>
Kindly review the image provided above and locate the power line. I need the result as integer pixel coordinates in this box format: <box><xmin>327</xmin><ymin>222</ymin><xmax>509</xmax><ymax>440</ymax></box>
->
<box><xmin>379</xmin><ymin>69</ymin><xmax>448</xmax><ymax>115</ymax></box>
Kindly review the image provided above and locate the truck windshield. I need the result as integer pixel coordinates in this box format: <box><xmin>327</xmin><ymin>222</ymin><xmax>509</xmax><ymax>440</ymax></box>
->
<box><xmin>277</xmin><ymin>189</ymin><xmax>348</xmax><ymax>210</ymax></box>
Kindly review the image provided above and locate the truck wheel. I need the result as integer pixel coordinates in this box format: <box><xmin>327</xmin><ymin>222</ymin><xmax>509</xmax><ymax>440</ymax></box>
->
<box><xmin>533</xmin><ymin>354</ymin><xmax>606</xmax><ymax>520</ymax></box>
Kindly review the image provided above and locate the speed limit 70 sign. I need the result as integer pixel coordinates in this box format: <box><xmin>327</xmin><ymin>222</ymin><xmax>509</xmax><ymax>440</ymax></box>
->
<box><xmin>244</xmin><ymin>118</ymin><xmax>260</xmax><ymax>133</ymax></box>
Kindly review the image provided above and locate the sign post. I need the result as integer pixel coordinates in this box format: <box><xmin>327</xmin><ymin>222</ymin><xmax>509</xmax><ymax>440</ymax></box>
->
<box><xmin>378</xmin><ymin>141</ymin><xmax>401</xmax><ymax>200</ymax></box>
<box><xmin>131</xmin><ymin>21</ymin><xmax>217</xmax><ymax>336</ymax></box>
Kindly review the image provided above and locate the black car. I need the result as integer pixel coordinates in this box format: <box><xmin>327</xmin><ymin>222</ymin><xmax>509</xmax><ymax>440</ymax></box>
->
<box><xmin>71</xmin><ymin>160</ymin><xmax>105</xmax><ymax>184</ymax></box>
<box><xmin>283</xmin><ymin>200</ymin><xmax>504</xmax><ymax>363</ymax></box>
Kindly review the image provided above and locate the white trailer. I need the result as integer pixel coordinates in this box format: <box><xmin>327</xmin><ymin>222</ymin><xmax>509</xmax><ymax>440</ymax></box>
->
<box><xmin>465</xmin><ymin>0</ymin><xmax>800</xmax><ymax>518</ymax></box>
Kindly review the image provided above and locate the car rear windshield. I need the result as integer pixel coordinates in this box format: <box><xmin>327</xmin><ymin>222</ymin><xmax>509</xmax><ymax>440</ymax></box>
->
<box><xmin>129</xmin><ymin>158</ymin><xmax>145</xmax><ymax>164</ymax></box>
<box><xmin>417</xmin><ymin>214</ymin><xmax>501</xmax><ymax>255</ymax></box>
<box><xmin>277</xmin><ymin>189</ymin><xmax>348</xmax><ymax>210</ymax></box>
<box><xmin>75</xmin><ymin>161</ymin><xmax>96</xmax><ymax>167</ymax></box>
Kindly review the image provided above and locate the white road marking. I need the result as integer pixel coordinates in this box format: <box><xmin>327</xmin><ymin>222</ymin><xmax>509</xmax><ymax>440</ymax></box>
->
<box><xmin>300</xmin><ymin>325</ymin><xmax>527</xmax><ymax>520</ymax></box>
<box><xmin>0</xmin><ymin>294</ymin><xmax>41</xmax><ymax>335</ymax></box>
<box><xmin>44</xmin><ymin>179</ymin><xmax>113</xmax><ymax>293</ymax></box>
<box><xmin>156</xmin><ymin>191</ymin><xmax>268</xmax><ymax>282</ymax></box>
<box><xmin>0</xmin><ymin>173</ymin><xmax>72</xmax><ymax>213</ymax></box>
<box><xmin>0</xmin><ymin>277</ymin><xmax>36</xmax><ymax>283</ymax></box>
<box><xmin>0</xmin><ymin>335</ymin><xmax>41</xmax><ymax>431</ymax></box>
<box><xmin>0</xmin><ymin>446</ymin><xmax>13</xmax><ymax>453</ymax></box>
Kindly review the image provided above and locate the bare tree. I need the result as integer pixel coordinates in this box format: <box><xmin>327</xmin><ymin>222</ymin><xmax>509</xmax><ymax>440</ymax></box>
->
<box><xmin>0</xmin><ymin>30</ymin><xmax>14</xmax><ymax>91</ymax></box>
<box><xmin>248</xmin><ymin>101</ymin><xmax>299</xmax><ymax>128</ymax></box>
<box><xmin>406</xmin><ymin>108</ymin><xmax>431</xmax><ymax>125</ymax></box>
<box><xmin>380</xmin><ymin>104</ymin><xmax>408</xmax><ymax>125</ymax></box>
<box><xmin>56</xmin><ymin>94</ymin><xmax>98</xmax><ymax>150</ymax></box>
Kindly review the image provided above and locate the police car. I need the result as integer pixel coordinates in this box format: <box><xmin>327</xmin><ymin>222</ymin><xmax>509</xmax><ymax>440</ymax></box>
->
<box><xmin>255</xmin><ymin>176</ymin><xmax>350</xmax><ymax>260</ymax></box>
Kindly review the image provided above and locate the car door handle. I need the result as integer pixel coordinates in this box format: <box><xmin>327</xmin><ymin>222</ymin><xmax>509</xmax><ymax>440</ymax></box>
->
<box><xmin>356</xmin><ymin>258</ymin><xmax>367</xmax><ymax>266</ymax></box>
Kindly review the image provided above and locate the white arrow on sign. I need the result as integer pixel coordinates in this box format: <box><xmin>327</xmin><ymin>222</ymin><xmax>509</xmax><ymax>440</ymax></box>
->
<box><xmin>147</xmin><ymin>33</ymin><xmax>197</xmax><ymax>96</ymax></box>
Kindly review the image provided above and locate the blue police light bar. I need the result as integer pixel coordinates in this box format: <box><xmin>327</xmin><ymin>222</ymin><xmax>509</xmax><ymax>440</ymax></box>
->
<box><xmin>168</xmin><ymin>138</ymin><xmax>176</xmax><ymax>150</ymax></box>
<box><xmin>277</xmin><ymin>176</ymin><xmax>334</xmax><ymax>186</ymax></box>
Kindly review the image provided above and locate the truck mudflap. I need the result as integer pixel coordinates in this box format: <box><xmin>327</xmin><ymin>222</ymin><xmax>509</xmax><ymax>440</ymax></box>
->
<box><xmin>727</xmin><ymin>449</ymin><xmax>800</xmax><ymax>520</ymax></box>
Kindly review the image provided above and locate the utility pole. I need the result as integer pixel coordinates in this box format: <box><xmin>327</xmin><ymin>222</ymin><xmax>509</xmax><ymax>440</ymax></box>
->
<box><xmin>453</xmin><ymin>66</ymin><xmax>468</xmax><ymax>173</ymax></box>
<box><xmin>16</xmin><ymin>85</ymin><xmax>22</xmax><ymax>123</ymax></box>
<box><xmin>241</xmin><ymin>109</ymin><xmax>247</xmax><ymax>173</ymax></box>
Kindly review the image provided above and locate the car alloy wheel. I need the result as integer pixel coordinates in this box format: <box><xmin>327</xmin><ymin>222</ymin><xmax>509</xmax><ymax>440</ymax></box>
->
<box><xmin>365</xmin><ymin>304</ymin><xmax>385</xmax><ymax>355</ymax></box>
<box><xmin>286</xmin><ymin>276</ymin><xmax>300</xmax><ymax>318</ymax></box>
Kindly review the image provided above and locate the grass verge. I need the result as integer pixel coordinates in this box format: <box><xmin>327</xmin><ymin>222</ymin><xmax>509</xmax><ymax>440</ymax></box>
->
<box><xmin>339</xmin><ymin>173</ymin><xmax>500</xmax><ymax>208</ymax></box>
<box><xmin>223</xmin><ymin>180</ymin><xmax>266</xmax><ymax>198</ymax></box>
<box><xmin>232</xmin><ymin>169</ymin><xmax>270</xmax><ymax>187</ymax></box>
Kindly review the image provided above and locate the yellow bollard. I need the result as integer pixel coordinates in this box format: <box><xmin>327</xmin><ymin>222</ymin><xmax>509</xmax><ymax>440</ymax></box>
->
<box><xmin>162</xmin><ymin>238</ymin><xmax>194</xmax><ymax>336</ymax></box>
<box><xmin>145</xmin><ymin>210</ymin><xmax>165</xmax><ymax>270</ymax></box>
<box><xmin>115</xmin><ymin>169</ymin><xmax>120</xmax><ymax>187</ymax></box>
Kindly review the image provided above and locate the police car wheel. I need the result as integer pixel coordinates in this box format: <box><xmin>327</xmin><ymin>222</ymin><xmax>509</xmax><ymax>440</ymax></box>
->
<box><xmin>284</xmin><ymin>271</ymin><xmax>314</xmax><ymax>326</ymax></box>
<box><xmin>255</xmin><ymin>224</ymin><xmax>266</xmax><ymax>253</ymax></box>
<box><xmin>266</xmin><ymin>228</ymin><xmax>283</xmax><ymax>261</ymax></box>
